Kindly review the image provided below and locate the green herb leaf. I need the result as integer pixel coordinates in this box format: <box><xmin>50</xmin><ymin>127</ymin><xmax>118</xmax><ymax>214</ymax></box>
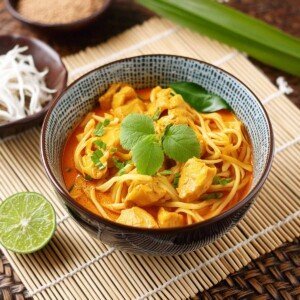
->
<box><xmin>152</xmin><ymin>108</ymin><xmax>161</xmax><ymax>121</ymax></box>
<box><xmin>113</xmin><ymin>158</ymin><xmax>131</xmax><ymax>175</ymax></box>
<box><xmin>103</xmin><ymin>119</ymin><xmax>110</xmax><ymax>126</ymax></box>
<box><xmin>94</xmin><ymin>123</ymin><xmax>104</xmax><ymax>136</ymax></box>
<box><xmin>201</xmin><ymin>193</ymin><xmax>223</xmax><ymax>200</ymax></box>
<box><xmin>91</xmin><ymin>149</ymin><xmax>104</xmax><ymax>167</ymax></box>
<box><xmin>171</xmin><ymin>82</ymin><xmax>231</xmax><ymax>113</ymax></box>
<box><xmin>132</xmin><ymin>135</ymin><xmax>164</xmax><ymax>175</ymax></box>
<box><xmin>99</xmin><ymin>163</ymin><xmax>106</xmax><ymax>170</ymax></box>
<box><xmin>110</xmin><ymin>147</ymin><xmax>118</xmax><ymax>153</ymax></box>
<box><xmin>118</xmin><ymin>169</ymin><xmax>126</xmax><ymax>176</ymax></box>
<box><xmin>173</xmin><ymin>172</ymin><xmax>180</xmax><ymax>188</ymax></box>
<box><xmin>162</xmin><ymin>124</ymin><xmax>200</xmax><ymax>162</ymax></box>
<box><xmin>94</xmin><ymin>119</ymin><xmax>110</xmax><ymax>137</ymax></box>
<box><xmin>113</xmin><ymin>158</ymin><xmax>126</xmax><ymax>170</ymax></box>
<box><xmin>84</xmin><ymin>175</ymin><xmax>93</xmax><ymax>181</ymax></box>
<box><xmin>137</xmin><ymin>0</ymin><xmax>300</xmax><ymax>76</ymax></box>
<box><xmin>94</xmin><ymin>140</ymin><xmax>107</xmax><ymax>150</ymax></box>
<box><xmin>213</xmin><ymin>176</ymin><xmax>232</xmax><ymax>185</ymax></box>
<box><xmin>160</xmin><ymin>170</ymin><xmax>173</xmax><ymax>175</ymax></box>
<box><xmin>120</xmin><ymin>114</ymin><xmax>155</xmax><ymax>150</ymax></box>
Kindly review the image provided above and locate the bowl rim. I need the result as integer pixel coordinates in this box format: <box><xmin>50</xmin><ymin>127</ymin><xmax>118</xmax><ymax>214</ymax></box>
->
<box><xmin>41</xmin><ymin>54</ymin><xmax>274</xmax><ymax>234</ymax></box>
<box><xmin>0</xmin><ymin>34</ymin><xmax>68</xmax><ymax>131</ymax></box>
<box><xmin>4</xmin><ymin>0</ymin><xmax>112</xmax><ymax>29</ymax></box>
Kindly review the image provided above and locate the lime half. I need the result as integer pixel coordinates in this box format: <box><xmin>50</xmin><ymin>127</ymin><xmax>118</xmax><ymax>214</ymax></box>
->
<box><xmin>0</xmin><ymin>192</ymin><xmax>56</xmax><ymax>254</ymax></box>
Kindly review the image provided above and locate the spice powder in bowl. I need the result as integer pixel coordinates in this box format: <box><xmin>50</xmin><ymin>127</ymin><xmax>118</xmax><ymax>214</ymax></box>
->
<box><xmin>17</xmin><ymin>0</ymin><xmax>104</xmax><ymax>24</ymax></box>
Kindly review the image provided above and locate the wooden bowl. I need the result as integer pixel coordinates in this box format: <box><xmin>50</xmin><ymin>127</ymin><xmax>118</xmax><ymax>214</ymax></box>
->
<box><xmin>0</xmin><ymin>35</ymin><xmax>67</xmax><ymax>137</ymax></box>
<box><xmin>4</xmin><ymin>0</ymin><xmax>112</xmax><ymax>32</ymax></box>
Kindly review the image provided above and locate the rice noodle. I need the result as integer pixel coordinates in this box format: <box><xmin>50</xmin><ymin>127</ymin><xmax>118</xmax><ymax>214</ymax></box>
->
<box><xmin>0</xmin><ymin>45</ymin><xmax>56</xmax><ymax>123</ymax></box>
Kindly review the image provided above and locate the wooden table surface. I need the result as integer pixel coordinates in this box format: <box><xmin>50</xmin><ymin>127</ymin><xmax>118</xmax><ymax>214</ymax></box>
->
<box><xmin>0</xmin><ymin>0</ymin><xmax>299</xmax><ymax>107</ymax></box>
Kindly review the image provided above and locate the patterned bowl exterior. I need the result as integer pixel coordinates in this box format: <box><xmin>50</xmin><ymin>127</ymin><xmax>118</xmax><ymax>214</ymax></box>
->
<box><xmin>41</xmin><ymin>55</ymin><xmax>273</xmax><ymax>255</ymax></box>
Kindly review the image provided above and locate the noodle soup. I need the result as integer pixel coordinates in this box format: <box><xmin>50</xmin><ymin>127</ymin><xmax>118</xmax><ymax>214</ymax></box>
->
<box><xmin>62</xmin><ymin>83</ymin><xmax>253</xmax><ymax>229</ymax></box>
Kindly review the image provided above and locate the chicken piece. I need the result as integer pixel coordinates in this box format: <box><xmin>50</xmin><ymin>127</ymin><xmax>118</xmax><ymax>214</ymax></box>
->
<box><xmin>99</xmin><ymin>83</ymin><xmax>123</xmax><ymax>110</ymax></box>
<box><xmin>149</xmin><ymin>86</ymin><xmax>163</xmax><ymax>102</ymax></box>
<box><xmin>113</xmin><ymin>99</ymin><xmax>146</xmax><ymax>120</ymax></box>
<box><xmin>124</xmin><ymin>177</ymin><xmax>167</xmax><ymax>207</ymax></box>
<box><xmin>170</xmin><ymin>108</ymin><xmax>198</xmax><ymax>123</ymax></box>
<box><xmin>155</xmin><ymin>108</ymin><xmax>197</xmax><ymax>134</ymax></box>
<box><xmin>148</xmin><ymin>88</ymin><xmax>187</xmax><ymax>116</ymax></box>
<box><xmin>177</xmin><ymin>158</ymin><xmax>217</xmax><ymax>202</ymax></box>
<box><xmin>116</xmin><ymin>207</ymin><xmax>158</xmax><ymax>228</ymax></box>
<box><xmin>100</xmin><ymin>125</ymin><xmax>120</xmax><ymax>148</ymax></box>
<box><xmin>157</xmin><ymin>208</ymin><xmax>185</xmax><ymax>228</ymax></box>
<box><xmin>80</xmin><ymin>153</ymin><xmax>108</xmax><ymax>179</ymax></box>
<box><xmin>71</xmin><ymin>175</ymin><xmax>95</xmax><ymax>198</ymax></box>
<box><xmin>112</xmin><ymin>86</ymin><xmax>137</xmax><ymax>109</ymax></box>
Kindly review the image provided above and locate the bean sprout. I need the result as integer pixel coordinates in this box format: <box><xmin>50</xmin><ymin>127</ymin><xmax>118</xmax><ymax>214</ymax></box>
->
<box><xmin>0</xmin><ymin>45</ymin><xmax>56</xmax><ymax>123</ymax></box>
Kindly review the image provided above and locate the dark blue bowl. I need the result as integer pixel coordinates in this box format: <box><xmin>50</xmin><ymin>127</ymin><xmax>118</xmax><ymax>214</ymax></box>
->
<box><xmin>41</xmin><ymin>55</ymin><xmax>273</xmax><ymax>255</ymax></box>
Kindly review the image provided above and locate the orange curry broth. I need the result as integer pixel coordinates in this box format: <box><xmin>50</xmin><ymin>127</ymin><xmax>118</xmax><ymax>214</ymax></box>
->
<box><xmin>62</xmin><ymin>88</ymin><xmax>253</xmax><ymax>222</ymax></box>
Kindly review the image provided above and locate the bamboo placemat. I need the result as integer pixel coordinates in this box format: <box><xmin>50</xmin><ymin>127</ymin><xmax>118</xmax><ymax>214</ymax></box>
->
<box><xmin>0</xmin><ymin>18</ymin><xmax>299</xmax><ymax>300</ymax></box>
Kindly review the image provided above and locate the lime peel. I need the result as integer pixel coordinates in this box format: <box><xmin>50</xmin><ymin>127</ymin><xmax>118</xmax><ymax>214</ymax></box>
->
<box><xmin>0</xmin><ymin>192</ymin><xmax>56</xmax><ymax>254</ymax></box>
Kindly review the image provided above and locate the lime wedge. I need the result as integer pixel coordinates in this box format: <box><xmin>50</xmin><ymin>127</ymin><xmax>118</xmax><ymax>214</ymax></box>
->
<box><xmin>0</xmin><ymin>192</ymin><xmax>56</xmax><ymax>254</ymax></box>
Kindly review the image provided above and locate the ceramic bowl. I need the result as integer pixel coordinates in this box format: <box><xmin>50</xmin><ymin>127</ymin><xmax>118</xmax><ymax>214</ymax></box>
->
<box><xmin>41</xmin><ymin>55</ymin><xmax>274</xmax><ymax>255</ymax></box>
<box><xmin>0</xmin><ymin>35</ymin><xmax>67</xmax><ymax>137</ymax></box>
<box><xmin>5</xmin><ymin>0</ymin><xmax>112</xmax><ymax>32</ymax></box>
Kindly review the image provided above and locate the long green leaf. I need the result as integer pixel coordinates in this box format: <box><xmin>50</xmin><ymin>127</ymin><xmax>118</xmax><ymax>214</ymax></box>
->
<box><xmin>137</xmin><ymin>0</ymin><xmax>300</xmax><ymax>76</ymax></box>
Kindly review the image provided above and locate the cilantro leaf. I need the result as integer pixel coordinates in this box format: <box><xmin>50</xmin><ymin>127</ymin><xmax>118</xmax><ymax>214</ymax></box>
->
<box><xmin>120</xmin><ymin>114</ymin><xmax>155</xmax><ymax>150</ymax></box>
<box><xmin>162</xmin><ymin>124</ymin><xmax>201</xmax><ymax>162</ymax></box>
<box><xmin>94</xmin><ymin>140</ymin><xmax>106</xmax><ymax>150</ymax></box>
<box><xmin>213</xmin><ymin>176</ymin><xmax>232</xmax><ymax>185</ymax></box>
<box><xmin>201</xmin><ymin>193</ymin><xmax>223</xmax><ymax>200</ymax></box>
<box><xmin>132</xmin><ymin>135</ymin><xmax>164</xmax><ymax>175</ymax></box>
<box><xmin>91</xmin><ymin>149</ymin><xmax>104</xmax><ymax>168</ymax></box>
<box><xmin>173</xmin><ymin>172</ymin><xmax>180</xmax><ymax>188</ymax></box>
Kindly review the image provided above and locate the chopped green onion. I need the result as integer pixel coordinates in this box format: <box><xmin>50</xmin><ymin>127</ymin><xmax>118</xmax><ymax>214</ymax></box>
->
<box><xmin>94</xmin><ymin>119</ymin><xmax>110</xmax><ymax>136</ymax></box>
<box><xmin>94</xmin><ymin>140</ymin><xmax>107</xmax><ymax>150</ymax></box>
<box><xmin>152</xmin><ymin>108</ymin><xmax>161</xmax><ymax>121</ymax></box>
<box><xmin>213</xmin><ymin>176</ymin><xmax>232</xmax><ymax>185</ymax></box>
<box><xmin>160</xmin><ymin>170</ymin><xmax>173</xmax><ymax>175</ymax></box>
<box><xmin>103</xmin><ymin>119</ymin><xmax>110</xmax><ymax>126</ymax></box>
<box><xmin>173</xmin><ymin>172</ymin><xmax>180</xmax><ymax>188</ymax></box>
<box><xmin>201</xmin><ymin>193</ymin><xmax>223</xmax><ymax>200</ymax></box>
<box><xmin>110</xmin><ymin>147</ymin><xmax>118</xmax><ymax>153</ymax></box>
<box><xmin>91</xmin><ymin>149</ymin><xmax>104</xmax><ymax>168</ymax></box>
<box><xmin>113</xmin><ymin>158</ymin><xmax>131</xmax><ymax>175</ymax></box>
<box><xmin>113</xmin><ymin>158</ymin><xmax>126</xmax><ymax>170</ymax></box>
<box><xmin>84</xmin><ymin>175</ymin><xmax>93</xmax><ymax>181</ymax></box>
